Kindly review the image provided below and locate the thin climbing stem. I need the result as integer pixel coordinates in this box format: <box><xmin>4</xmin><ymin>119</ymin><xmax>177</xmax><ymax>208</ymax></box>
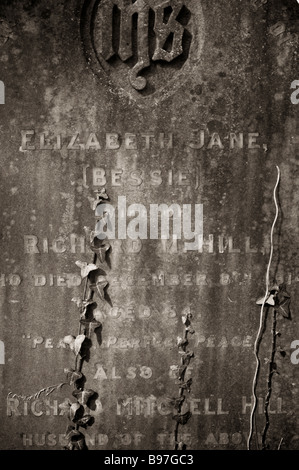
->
<box><xmin>6</xmin><ymin>382</ymin><xmax>67</xmax><ymax>401</ymax></box>
<box><xmin>278</xmin><ymin>437</ymin><xmax>283</xmax><ymax>450</ymax></box>
<box><xmin>262</xmin><ymin>308</ymin><xmax>277</xmax><ymax>450</ymax></box>
<box><xmin>247</xmin><ymin>166</ymin><xmax>280</xmax><ymax>451</ymax></box>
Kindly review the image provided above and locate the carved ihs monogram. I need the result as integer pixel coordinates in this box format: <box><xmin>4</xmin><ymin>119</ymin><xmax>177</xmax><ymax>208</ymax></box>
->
<box><xmin>97</xmin><ymin>0</ymin><xmax>191</xmax><ymax>90</ymax></box>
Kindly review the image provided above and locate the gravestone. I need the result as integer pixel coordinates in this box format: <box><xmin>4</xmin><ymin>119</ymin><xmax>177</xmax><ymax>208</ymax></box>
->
<box><xmin>0</xmin><ymin>0</ymin><xmax>298</xmax><ymax>451</ymax></box>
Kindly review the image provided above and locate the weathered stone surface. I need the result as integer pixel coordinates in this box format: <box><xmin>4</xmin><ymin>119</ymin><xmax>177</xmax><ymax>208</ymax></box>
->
<box><xmin>0</xmin><ymin>0</ymin><xmax>298</xmax><ymax>450</ymax></box>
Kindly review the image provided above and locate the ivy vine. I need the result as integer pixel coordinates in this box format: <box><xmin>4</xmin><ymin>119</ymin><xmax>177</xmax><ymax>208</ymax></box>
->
<box><xmin>256</xmin><ymin>283</ymin><xmax>291</xmax><ymax>450</ymax></box>
<box><xmin>171</xmin><ymin>311</ymin><xmax>195</xmax><ymax>450</ymax></box>
<box><xmin>61</xmin><ymin>188</ymin><xmax>111</xmax><ymax>451</ymax></box>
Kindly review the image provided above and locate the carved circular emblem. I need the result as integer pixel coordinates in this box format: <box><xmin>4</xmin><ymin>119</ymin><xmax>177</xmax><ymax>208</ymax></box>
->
<box><xmin>81</xmin><ymin>0</ymin><xmax>205</xmax><ymax>103</ymax></box>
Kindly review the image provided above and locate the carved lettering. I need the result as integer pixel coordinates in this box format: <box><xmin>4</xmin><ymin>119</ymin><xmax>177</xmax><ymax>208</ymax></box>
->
<box><xmin>97</xmin><ymin>0</ymin><xmax>189</xmax><ymax>90</ymax></box>
<box><xmin>152</xmin><ymin>1</ymin><xmax>185</xmax><ymax>62</ymax></box>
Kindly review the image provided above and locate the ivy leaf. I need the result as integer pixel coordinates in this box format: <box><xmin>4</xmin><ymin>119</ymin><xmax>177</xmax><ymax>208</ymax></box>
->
<box><xmin>63</xmin><ymin>335</ymin><xmax>87</xmax><ymax>356</ymax></box>
<box><xmin>69</xmin><ymin>402</ymin><xmax>83</xmax><ymax>422</ymax></box>
<box><xmin>176</xmin><ymin>378</ymin><xmax>192</xmax><ymax>392</ymax></box>
<box><xmin>63</xmin><ymin>335</ymin><xmax>76</xmax><ymax>349</ymax></box>
<box><xmin>276</xmin><ymin>300</ymin><xmax>291</xmax><ymax>319</ymax></box>
<box><xmin>74</xmin><ymin>334</ymin><xmax>86</xmax><ymax>356</ymax></box>
<box><xmin>276</xmin><ymin>283</ymin><xmax>290</xmax><ymax>302</ymax></box>
<box><xmin>177</xmin><ymin>441</ymin><xmax>186</xmax><ymax>450</ymax></box>
<box><xmin>256</xmin><ymin>286</ymin><xmax>279</xmax><ymax>306</ymax></box>
<box><xmin>167</xmin><ymin>396</ymin><xmax>185</xmax><ymax>410</ymax></box>
<box><xmin>75</xmin><ymin>261</ymin><xmax>98</xmax><ymax>279</ymax></box>
<box><xmin>71</xmin><ymin>298</ymin><xmax>95</xmax><ymax>316</ymax></box>
<box><xmin>257</xmin><ymin>283</ymin><xmax>291</xmax><ymax>317</ymax></box>
<box><xmin>79</xmin><ymin>318</ymin><xmax>102</xmax><ymax>336</ymax></box>
<box><xmin>275</xmin><ymin>284</ymin><xmax>291</xmax><ymax>318</ymax></box>
<box><xmin>65</xmin><ymin>425</ymin><xmax>81</xmax><ymax>441</ymax></box>
<box><xmin>92</xmin><ymin>188</ymin><xmax>109</xmax><ymax>210</ymax></box>
<box><xmin>92</xmin><ymin>199</ymin><xmax>100</xmax><ymax>211</ymax></box>
<box><xmin>90</xmin><ymin>242</ymin><xmax>111</xmax><ymax>264</ymax></box>
<box><xmin>79</xmin><ymin>318</ymin><xmax>101</xmax><ymax>329</ymax></box>
<box><xmin>59</xmin><ymin>399</ymin><xmax>72</xmax><ymax>414</ymax></box>
<box><xmin>89</xmin><ymin>227</ymin><xmax>109</xmax><ymax>246</ymax></box>
<box><xmin>256</xmin><ymin>293</ymin><xmax>276</xmax><ymax>306</ymax></box>
<box><xmin>76</xmin><ymin>414</ymin><xmax>92</xmax><ymax>427</ymax></box>
<box><xmin>182</xmin><ymin>313</ymin><xmax>192</xmax><ymax>326</ymax></box>
<box><xmin>177</xmin><ymin>337</ymin><xmax>188</xmax><ymax>349</ymax></box>
<box><xmin>64</xmin><ymin>368</ymin><xmax>83</xmax><ymax>386</ymax></box>
<box><xmin>179</xmin><ymin>351</ymin><xmax>194</xmax><ymax>366</ymax></box>
<box><xmin>63</xmin><ymin>335</ymin><xmax>75</xmax><ymax>345</ymax></box>
<box><xmin>178</xmin><ymin>365</ymin><xmax>187</xmax><ymax>380</ymax></box>
<box><xmin>186</xmin><ymin>326</ymin><xmax>195</xmax><ymax>335</ymax></box>
<box><xmin>270</xmin><ymin>284</ymin><xmax>279</xmax><ymax>292</ymax></box>
<box><xmin>64</xmin><ymin>441</ymin><xmax>75</xmax><ymax>451</ymax></box>
<box><xmin>90</xmin><ymin>276</ymin><xmax>108</xmax><ymax>301</ymax></box>
<box><xmin>73</xmin><ymin>436</ymin><xmax>86</xmax><ymax>450</ymax></box>
<box><xmin>72</xmin><ymin>388</ymin><xmax>96</xmax><ymax>405</ymax></box>
<box><xmin>95</xmin><ymin>188</ymin><xmax>108</xmax><ymax>199</ymax></box>
<box><xmin>71</xmin><ymin>297</ymin><xmax>84</xmax><ymax>308</ymax></box>
<box><xmin>172</xmin><ymin>411</ymin><xmax>192</xmax><ymax>425</ymax></box>
<box><xmin>89</xmin><ymin>230</ymin><xmax>100</xmax><ymax>245</ymax></box>
<box><xmin>65</xmin><ymin>426</ymin><xmax>86</xmax><ymax>449</ymax></box>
